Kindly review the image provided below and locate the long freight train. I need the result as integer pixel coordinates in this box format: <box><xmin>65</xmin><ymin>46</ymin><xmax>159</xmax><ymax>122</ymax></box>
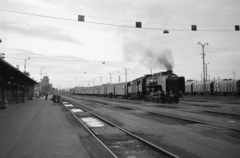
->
<box><xmin>72</xmin><ymin>70</ymin><xmax>185</xmax><ymax>103</ymax></box>
<box><xmin>185</xmin><ymin>79</ymin><xmax>240</xmax><ymax>96</ymax></box>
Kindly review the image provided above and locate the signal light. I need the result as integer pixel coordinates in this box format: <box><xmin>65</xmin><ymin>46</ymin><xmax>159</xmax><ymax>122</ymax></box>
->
<box><xmin>136</xmin><ymin>22</ymin><xmax>142</xmax><ymax>28</ymax></box>
<box><xmin>78</xmin><ymin>15</ymin><xmax>85</xmax><ymax>22</ymax></box>
<box><xmin>163</xmin><ymin>30</ymin><xmax>169</xmax><ymax>34</ymax></box>
<box><xmin>192</xmin><ymin>25</ymin><xmax>197</xmax><ymax>31</ymax></box>
<box><xmin>235</xmin><ymin>25</ymin><xmax>239</xmax><ymax>31</ymax></box>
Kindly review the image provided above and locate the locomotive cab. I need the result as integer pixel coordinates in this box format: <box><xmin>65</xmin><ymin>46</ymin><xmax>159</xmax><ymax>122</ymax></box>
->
<box><xmin>145</xmin><ymin>70</ymin><xmax>183</xmax><ymax>103</ymax></box>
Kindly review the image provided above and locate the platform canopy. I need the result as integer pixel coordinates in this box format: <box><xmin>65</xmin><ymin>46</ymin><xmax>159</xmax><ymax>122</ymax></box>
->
<box><xmin>0</xmin><ymin>58</ymin><xmax>38</xmax><ymax>85</ymax></box>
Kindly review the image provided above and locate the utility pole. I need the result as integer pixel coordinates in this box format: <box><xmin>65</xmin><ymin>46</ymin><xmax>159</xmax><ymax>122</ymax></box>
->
<box><xmin>118</xmin><ymin>71</ymin><xmax>121</xmax><ymax>83</ymax></box>
<box><xmin>99</xmin><ymin>76</ymin><xmax>103</xmax><ymax>85</ymax></box>
<box><xmin>206</xmin><ymin>62</ymin><xmax>210</xmax><ymax>82</ymax></box>
<box><xmin>123</xmin><ymin>68</ymin><xmax>129</xmax><ymax>82</ymax></box>
<box><xmin>200</xmin><ymin>74</ymin><xmax>202</xmax><ymax>81</ymax></box>
<box><xmin>92</xmin><ymin>79</ymin><xmax>95</xmax><ymax>86</ymax></box>
<box><xmin>233</xmin><ymin>71</ymin><xmax>236</xmax><ymax>80</ymax></box>
<box><xmin>108</xmin><ymin>73</ymin><xmax>113</xmax><ymax>84</ymax></box>
<box><xmin>198</xmin><ymin>42</ymin><xmax>209</xmax><ymax>98</ymax></box>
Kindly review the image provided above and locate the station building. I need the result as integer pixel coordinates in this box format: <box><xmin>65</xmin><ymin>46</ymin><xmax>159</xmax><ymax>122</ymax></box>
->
<box><xmin>0</xmin><ymin>58</ymin><xmax>37</xmax><ymax>108</ymax></box>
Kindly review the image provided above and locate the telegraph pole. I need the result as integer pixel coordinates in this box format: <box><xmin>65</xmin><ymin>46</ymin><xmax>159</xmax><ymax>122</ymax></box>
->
<box><xmin>118</xmin><ymin>71</ymin><xmax>121</xmax><ymax>83</ymax></box>
<box><xmin>233</xmin><ymin>71</ymin><xmax>236</xmax><ymax>80</ymax></box>
<box><xmin>108</xmin><ymin>73</ymin><xmax>113</xmax><ymax>84</ymax></box>
<box><xmin>99</xmin><ymin>76</ymin><xmax>103</xmax><ymax>85</ymax></box>
<box><xmin>123</xmin><ymin>68</ymin><xmax>129</xmax><ymax>82</ymax></box>
<box><xmin>206</xmin><ymin>62</ymin><xmax>210</xmax><ymax>82</ymax></box>
<box><xmin>198</xmin><ymin>42</ymin><xmax>209</xmax><ymax>98</ymax></box>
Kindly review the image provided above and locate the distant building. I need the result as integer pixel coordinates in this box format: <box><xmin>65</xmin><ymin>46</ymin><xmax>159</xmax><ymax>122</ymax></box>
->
<box><xmin>40</xmin><ymin>76</ymin><xmax>53</xmax><ymax>95</ymax></box>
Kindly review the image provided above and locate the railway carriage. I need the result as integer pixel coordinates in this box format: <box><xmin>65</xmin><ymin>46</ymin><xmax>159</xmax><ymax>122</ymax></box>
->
<box><xmin>114</xmin><ymin>82</ymin><xmax>128</xmax><ymax>98</ymax></box>
<box><xmin>106</xmin><ymin>84</ymin><xmax>115</xmax><ymax>97</ymax></box>
<box><xmin>192</xmin><ymin>81</ymin><xmax>214</xmax><ymax>95</ymax></box>
<box><xmin>93</xmin><ymin>86</ymin><xmax>99</xmax><ymax>96</ymax></box>
<box><xmin>214</xmin><ymin>79</ymin><xmax>240</xmax><ymax>95</ymax></box>
<box><xmin>185</xmin><ymin>80</ymin><xmax>194</xmax><ymax>95</ymax></box>
<box><xmin>99</xmin><ymin>85</ymin><xmax>106</xmax><ymax>97</ymax></box>
<box><xmin>85</xmin><ymin>87</ymin><xmax>94</xmax><ymax>95</ymax></box>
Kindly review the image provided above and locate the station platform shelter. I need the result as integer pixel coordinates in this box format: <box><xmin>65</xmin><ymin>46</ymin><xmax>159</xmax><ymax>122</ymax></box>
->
<box><xmin>0</xmin><ymin>58</ymin><xmax>38</xmax><ymax>108</ymax></box>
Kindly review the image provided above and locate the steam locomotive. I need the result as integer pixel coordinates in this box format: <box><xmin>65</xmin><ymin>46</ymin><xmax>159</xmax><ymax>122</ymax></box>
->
<box><xmin>72</xmin><ymin>70</ymin><xmax>185</xmax><ymax>103</ymax></box>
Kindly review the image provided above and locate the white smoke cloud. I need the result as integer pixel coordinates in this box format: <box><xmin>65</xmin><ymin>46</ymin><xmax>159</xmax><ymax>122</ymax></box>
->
<box><xmin>122</xmin><ymin>42</ymin><xmax>174</xmax><ymax>71</ymax></box>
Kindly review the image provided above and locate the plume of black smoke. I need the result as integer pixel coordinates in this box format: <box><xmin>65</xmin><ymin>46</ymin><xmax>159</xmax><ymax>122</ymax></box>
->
<box><xmin>123</xmin><ymin>42</ymin><xmax>174</xmax><ymax>71</ymax></box>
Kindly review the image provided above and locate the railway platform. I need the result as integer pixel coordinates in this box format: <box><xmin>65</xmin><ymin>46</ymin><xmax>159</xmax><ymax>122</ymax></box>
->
<box><xmin>0</xmin><ymin>96</ymin><xmax>112</xmax><ymax>158</ymax></box>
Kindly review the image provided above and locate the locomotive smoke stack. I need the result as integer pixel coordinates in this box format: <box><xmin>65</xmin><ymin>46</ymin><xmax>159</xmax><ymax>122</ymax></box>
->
<box><xmin>167</xmin><ymin>70</ymin><xmax>173</xmax><ymax>74</ymax></box>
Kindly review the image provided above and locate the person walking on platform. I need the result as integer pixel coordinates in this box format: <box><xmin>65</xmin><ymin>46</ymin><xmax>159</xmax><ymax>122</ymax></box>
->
<box><xmin>52</xmin><ymin>94</ymin><xmax>57</xmax><ymax>105</ymax></box>
<box><xmin>57</xmin><ymin>93</ymin><xmax>61</xmax><ymax>105</ymax></box>
<box><xmin>45</xmin><ymin>93</ymin><xmax>48</xmax><ymax>100</ymax></box>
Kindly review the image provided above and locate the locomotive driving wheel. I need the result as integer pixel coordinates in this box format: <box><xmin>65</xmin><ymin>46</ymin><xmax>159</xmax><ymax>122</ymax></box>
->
<box><xmin>174</xmin><ymin>97</ymin><xmax>179</xmax><ymax>103</ymax></box>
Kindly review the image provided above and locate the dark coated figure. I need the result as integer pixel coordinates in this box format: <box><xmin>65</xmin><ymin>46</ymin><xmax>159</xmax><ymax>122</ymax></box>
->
<box><xmin>45</xmin><ymin>93</ymin><xmax>48</xmax><ymax>100</ymax></box>
<box><xmin>56</xmin><ymin>94</ymin><xmax>61</xmax><ymax>105</ymax></box>
<box><xmin>52</xmin><ymin>94</ymin><xmax>57</xmax><ymax>105</ymax></box>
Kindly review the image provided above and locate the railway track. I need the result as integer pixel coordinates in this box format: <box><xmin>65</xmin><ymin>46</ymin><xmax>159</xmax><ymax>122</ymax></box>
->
<box><xmin>71</xmin><ymin>94</ymin><xmax>240</xmax><ymax>117</ymax></box>
<box><xmin>61</xmin><ymin>97</ymin><xmax>180</xmax><ymax>158</ymax></box>
<box><xmin>66</xmin><ymin>95</ymin><xmax>240</xmax><ymax>143</ymax></box>
<box><xmin>116</xmin><ymin>105</ymin><xmax>240</xmax><ymax>142</ymax></box>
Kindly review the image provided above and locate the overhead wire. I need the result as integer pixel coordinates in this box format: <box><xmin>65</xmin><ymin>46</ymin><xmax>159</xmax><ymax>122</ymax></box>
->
<box><xmin>0</xmin><ymin>2</ymin><xmax>237</xmax><ymax>27</ymax></box>
<box><xmin>0</xmin><ymin>8</ymin><xmax>238</xmax><ymax>31</ymax></box>
<box><xmin>5</xmin><ymin>54</ymin><xmax>139</xmax><ymax>63</ymax></box>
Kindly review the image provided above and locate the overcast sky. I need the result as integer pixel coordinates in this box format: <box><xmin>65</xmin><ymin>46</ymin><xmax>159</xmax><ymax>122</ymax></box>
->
<box><xmin>0</xmin><ymin>0</ymin><xmax>240</xmax><ymax>89</ymax></box>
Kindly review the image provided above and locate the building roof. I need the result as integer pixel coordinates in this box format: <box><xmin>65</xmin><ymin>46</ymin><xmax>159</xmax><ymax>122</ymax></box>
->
<box><xmin>0</xmin><ymin>58</ymin><xmax>38</xmax><ymax>85</ymax></box>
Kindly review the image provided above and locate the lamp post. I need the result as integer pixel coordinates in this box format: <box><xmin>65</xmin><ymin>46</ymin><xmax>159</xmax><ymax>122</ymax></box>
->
<box><xmin>109</xmin><ymin>73</ymin><xmax>113</xmax><ymax>84</ymax></box>
<box><xmin>123</xmin><ymin>68</ymin><xmax>129</xmax><ymax>82</ymax></box>
<box><xmin>40</xmin><ymin>67</ymin><xmax>44</xmax><ymax>81</ymax></box>
<box><xmin>206</xmin><ymin>62</ymin><xmax>210</xmax><ymax>82</ymax></box>
<box><xmin>24</xmin><ymin>57</ymin><xmax>30</xmax><ymax>72</ymax></box>
<box><xmin>233</xmin><ymin>71</ymin><xmax>236</xmax><ymax>80</ymax></box>
<box><xmin>88</xmin><ymin>81</ymin><xmax>91</xmax><ymax>87</ymax></box>
<box><xmin>198</xmin><ymin>42</ymin><xmax>209</xmax><ymax>98</ymax></box>
<box><xmin>40</xmin><ymin>67</ymin><xmax>44</xmax><ymax>96</ymax></box>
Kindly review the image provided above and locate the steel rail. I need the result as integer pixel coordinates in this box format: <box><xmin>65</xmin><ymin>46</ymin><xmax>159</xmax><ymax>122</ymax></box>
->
<box><xmin>66</xmin><ymin>95</ymin><xmax>240</xmax><ymax>143</ymax></box>
<box><xmin>70</xmin><ymin>94</ymin><xmax>240</xmax><ymax>132</ymax></box>
<box><xmin>63</xmin><ymin>102</ymin><xmax>118</xmax><ymax>158</ymax></box>
<box><xmin>63</xmin><ymin>97</ymin><xmax>180</xmax><ymax>158</ymax></box>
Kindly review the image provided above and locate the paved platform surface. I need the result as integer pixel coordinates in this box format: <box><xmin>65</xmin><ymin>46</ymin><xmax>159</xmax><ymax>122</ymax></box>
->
<box><xmin>0</xmin><ymin>97</ymin><xmax>112</xmax><ymax>158</ymax></box>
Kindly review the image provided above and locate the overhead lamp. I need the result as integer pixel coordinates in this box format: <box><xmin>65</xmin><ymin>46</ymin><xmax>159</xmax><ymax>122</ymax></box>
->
<box><xmin>163</xmin><ymin>30</ymin><xmax>169</xmax><ymax>34</ymax></box>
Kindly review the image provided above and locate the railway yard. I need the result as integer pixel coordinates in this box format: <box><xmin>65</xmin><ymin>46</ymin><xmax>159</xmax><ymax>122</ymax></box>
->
<box><xmin>60</xmin><ymin>94</ymin><xmax>240</xmax><ymax>158</ymax></box>
<box><xmin>1</xmin><ymin>1</ymin><xmax>240</xmax><ymax>157</ymax></box>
